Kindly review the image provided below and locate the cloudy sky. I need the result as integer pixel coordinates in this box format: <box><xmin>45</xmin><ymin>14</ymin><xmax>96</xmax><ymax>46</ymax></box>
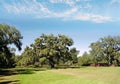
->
<box><xmin>0</xmin><ymin>0</ymin><xmax>120</xmax><ymax>55</ymax></box>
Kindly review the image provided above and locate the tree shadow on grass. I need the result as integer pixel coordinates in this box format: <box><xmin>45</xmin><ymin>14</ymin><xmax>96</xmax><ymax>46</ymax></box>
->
<box><xmin>0</xmin><ymin>68</ymin><xmax>47</xmax><ymax>76</ymax></box>
<box><xmin>0</xmin><ymin>80</ymin><xmax>19</xmax><ymax>84</ymax></box>
<box><xmin>16</xmin><ymin>69</ymin><xmax>34</xmax><ymax>74</ymax></box>
<box><xmin>0</xmin><ymin>69</ymin><xmax>33</xmax><ymax>76</ymax></box>
<box><xmin>16</xmin><ymin>68</ymin><xmax>47</xmax><ymax>74</ymax></box>
<box><xmin>0</xmin><ymin>69</ymin><xmax>19</xmax><ymax>84</ymax></box>
<box><xmin>0</xmin><ymin>69</ymin><xmax>17</xmax><ymax>76</ymax></box>
<box><xmin>0</xmin><ymin>68</ymin><xmax>46</xmax><ymax>84</ymax></box>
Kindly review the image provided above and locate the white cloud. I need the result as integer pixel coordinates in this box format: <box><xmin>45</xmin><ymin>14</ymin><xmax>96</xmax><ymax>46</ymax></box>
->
<box><xmin>49</xmin><ymin>0</ymin><xmax>92</xmax><ymax>7</ymax></box>
<box><xmin>3</xmin><ymin>0</ymin><xmax>112</xmax><ymax>23</ymax></box>
<box><xmin>111</xmin><ymin>0</ymin><xmax>120</xmax><ymax>4</ymax></box>
<box><xmin>49</xmin><ymin>0</ymin><xmax>77</xmax><ymax>6</ymax></box>
<box><xmin>52</xmin><ymin>7</ymin><xmax>78</xmax><ymax>18</ymax></box>
<box><xmin>73</xmin><ymin>13</ymin><xmax>90</xmax><ymax>21</ymax></box>
<box><xmin>91</xmin><ymin>15</ymin><xmax>112</xmax><ymax>23</ymax></box>
<box><xmin>4</xmin><ymin>0</ymin><xmax>51</xmax><ymax>15</ymax></box>
<box><xmin>74</xmin><ymin>14</ymin><xmax>112</xmax><ymax>23</ymax></box>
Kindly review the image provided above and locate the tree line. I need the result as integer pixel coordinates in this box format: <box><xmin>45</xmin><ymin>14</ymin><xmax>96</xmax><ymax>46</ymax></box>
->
<box><xmin>0</xmin><ymin>24</ymin><xmax>120</xmax><ymax>68</ymax></box>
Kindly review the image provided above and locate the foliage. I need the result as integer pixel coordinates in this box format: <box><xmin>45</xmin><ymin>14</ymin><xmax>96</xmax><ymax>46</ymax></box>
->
<box><xmin>18</xmin><ymin>34</ymin><xmax>79</xmax><ymax>68</ymax></box>
<box><xmin>0</xmin><ymin>24</ymin><xmax>22</xmax><ymax>68</ymax></box>
<box><xmin>90</xmin><ymin>36</ymin><xmax>120</xmax><ymax>66</ymax></box>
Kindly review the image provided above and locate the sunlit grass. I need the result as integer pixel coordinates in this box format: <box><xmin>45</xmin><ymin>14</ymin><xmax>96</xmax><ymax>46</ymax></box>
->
<box><xmin>0</xmin><ymin>67</ymin><xmax>120</xmax><ymax>84</ymax></box>
<box><xmin>18</xmin><ymin>70</ymin><xmax>105</xmax><ymax>84</ymax></box>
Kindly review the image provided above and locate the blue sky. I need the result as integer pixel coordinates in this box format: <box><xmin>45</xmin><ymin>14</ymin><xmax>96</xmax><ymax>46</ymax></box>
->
<box><xmin>0</xmin><ymin>0</ymin><xmax>120</xmax><ymax>55</ymax></box>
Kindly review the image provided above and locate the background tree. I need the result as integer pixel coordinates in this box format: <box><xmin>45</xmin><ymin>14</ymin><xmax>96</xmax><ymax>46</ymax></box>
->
<box><xmin>78</xmin><ymin>52</ymin><xmax>94</xmax><ymax>66</ymax></box>
<box><xmin>68</xmin><ymin>48</ymin><xmax>79</xmax><ymax>65</ymax></box>
<box><xmin>0</xmin><ymin>24</ymin><xmax>22</xmax><ymax>68</ymax></box>
<box><xmin>89</xmin><ymin>36</ymin><xmax>120</xmax><ymax>66</ymax></box>
<box><xmin>17</xmin><ymin>46</ymin><xmax>35</xmax><ymax>67</ymax></box>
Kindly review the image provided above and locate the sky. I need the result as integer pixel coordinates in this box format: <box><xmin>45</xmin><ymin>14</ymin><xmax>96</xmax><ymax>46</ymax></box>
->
<box><xmin>0</xmin><ymin>0</ymin><xmax>120</xmax><ymax>56</ymax></box>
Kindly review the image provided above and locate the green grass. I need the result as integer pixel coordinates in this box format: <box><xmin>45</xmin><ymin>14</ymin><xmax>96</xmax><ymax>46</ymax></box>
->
<box><xmin>0</xmin><ymin>67</ymin><xmax>120</xmax><ymax>84</ymax></box>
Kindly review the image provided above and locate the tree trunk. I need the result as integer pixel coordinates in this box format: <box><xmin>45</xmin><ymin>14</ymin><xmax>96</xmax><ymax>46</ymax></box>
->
<box><xmin>48</xmin><ymin>58</ymin><xmax>55</xmax><ymax>68</ymax></box>
<box><xmin>50</xmin><ymin>63</ymin><xmax>54</xmax><ymax>68</ymax></box>
<box><xmin>108</xmin><ymin>55</ymin><xmax>113</xmax><ymax>66</ymax></box>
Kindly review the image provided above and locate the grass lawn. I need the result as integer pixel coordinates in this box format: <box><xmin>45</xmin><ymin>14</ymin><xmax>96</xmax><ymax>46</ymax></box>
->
<box><xmin>0</xmin><ymin>67</ymin><xmax>120</xmax><ymax>84</ymax></box>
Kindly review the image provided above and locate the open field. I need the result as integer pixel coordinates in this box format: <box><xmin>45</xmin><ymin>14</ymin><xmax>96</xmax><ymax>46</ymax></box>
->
<box><xmin>0</xmin><ymin>67</ymin><xmax>120</xmax><ymax>84</ymax></box>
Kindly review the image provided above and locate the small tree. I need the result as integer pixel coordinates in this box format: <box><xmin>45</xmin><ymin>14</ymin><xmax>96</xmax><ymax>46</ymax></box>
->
<box><xmin>78</xmin><ymin>52</ymin><xmax>94</xmax><ymax>66</ymax></box>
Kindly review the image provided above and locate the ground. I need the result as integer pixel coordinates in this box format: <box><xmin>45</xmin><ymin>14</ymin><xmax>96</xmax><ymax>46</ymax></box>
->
<box><xmin>0</xmin><ymin>67</ymin><xmax>120</xmax><ymax>84</ymax></box>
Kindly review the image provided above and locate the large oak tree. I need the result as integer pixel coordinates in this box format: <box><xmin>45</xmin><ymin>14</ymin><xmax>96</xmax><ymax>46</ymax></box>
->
<box><xmin>19</xmin><ymin>34</ymin><xmax>79</xmax><ymax>68</ymax></box>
